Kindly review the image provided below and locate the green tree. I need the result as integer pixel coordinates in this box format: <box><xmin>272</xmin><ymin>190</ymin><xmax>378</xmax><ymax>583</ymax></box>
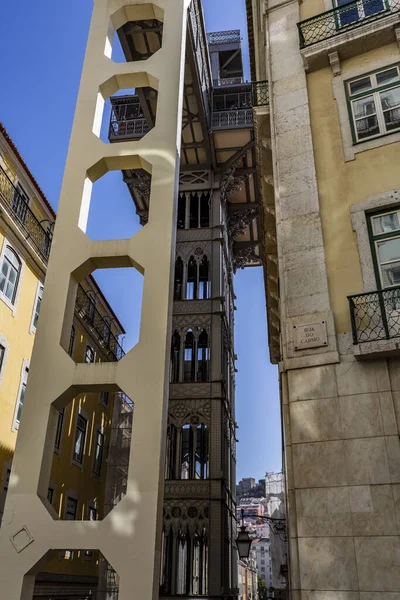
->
<box><xmin>257</xmin><ymin>575</ymin><xmax>268</xmax><ymax>600</ymax></box>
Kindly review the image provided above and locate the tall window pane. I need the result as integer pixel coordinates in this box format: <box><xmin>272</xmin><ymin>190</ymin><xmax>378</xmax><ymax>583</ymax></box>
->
<box><xmin>85</xmin><ymin>346</ymin><xmax>95</xmax><ymax>364</ymax></box>
<box><xmin>54</xmin><ymin>408</ymin><xmax>64</xmax><ymax>450</ymax></box>
<box><xmin>73</xmin><ymin>414</ymin><xmax>87</xmax><ymax>463</ymax></box>
<box><xmin>93</xmin><ymin>430</ymin><xmax>104</xmax><ymax>476</ymax></box>
<box><xmin>184</xmin><ymin>331</ymin><xmax>195</xmax><ymax>382</ymax></box>
<box><xmin>171</xmin><ymin>331</ymin><xmax>181</xmax><ymax>383</ymax></box>
<box><xmin>0</xmin><ymin>247</ymin><xmax>21</xmax><ymax>304</ymax></box>
<box><xmin>32</xmin><ymin>284</ymin><xmax>43</xmax><ymax>330</ymax></box>
<box><xmin>186</xmin><ymin>257</ymin><xmax>197</xmax><ymax>300</ymax></box>
<box><xmin>181</xmin><ymin>425</ymin><xmax>193</xmax><ymax>479</ymax></box>
<box><xmin>174</xmin><ymin>257</ymin><xmax>184</xmax><ymax>301</ymax></box>
<box><xmin>68</xmin><ymin>326</ymin><xmax>76</xmax><ymax>357</ymax></box>
<box><xmin>197</xmin><ymin>330</ymin><xmax>209</xmax><ymax>382</ymax></box>
<box><xmin>199</xmin><ymin>257</ymin><xmax>210</xmax><ymax>299</ymax></box>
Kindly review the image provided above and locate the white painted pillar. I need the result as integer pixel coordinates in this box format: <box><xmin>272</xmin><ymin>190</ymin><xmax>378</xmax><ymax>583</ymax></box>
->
<box><xmin>0</xmin><ymin>1</ymin><xmax>191</xmax><ymax>599</ymax></box>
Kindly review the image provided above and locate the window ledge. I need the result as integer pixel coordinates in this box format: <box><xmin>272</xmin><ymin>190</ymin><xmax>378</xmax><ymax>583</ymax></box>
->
<box><xmin>351</xmin><ymin>130</ymin><xmax>400</xmax><ymax>158</ymax></box>
<box><xmin>0</xmin><ymin>293</ymin><xmax>16</xmax><ymax>317</ymax></box>
<box><xmin>353</xmin><ymin>337</ymin><xmax>400</xmax><ymax>359</ymax></box>
<box><xmin>71</xmin><ymin>459</ymin><xmax>84</xmax><ymax>471</ymax></box>
<box><xmin>301</xmin><ymin>13</ymin><xmax>400</xmax><ymax>73</ymax></box>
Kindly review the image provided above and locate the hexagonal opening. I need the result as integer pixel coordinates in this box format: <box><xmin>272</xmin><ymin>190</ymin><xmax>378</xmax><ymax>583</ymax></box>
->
<box><xmin>108</xmin><ymin>4</ymin><xmax>164</xmax><ymax>63</ymax></box>
<box><xmin>61</xmin><ymin>267</ymin><xmax>143</xmax><ymax>363</ymax></box>
<box><xmin>32</xmin><ymin>549</ymin><xmax>119</xmax><ymax>598</ymax></box>
<box><xmin>79</xmin><ymin>155</ymin><xmax>152</xmax><ymax>236</ymax></box>
<box><xmin>40</xmin><ymin>388</ymin><xmax>133</xmax><ymax>522</ymax></box>
<box><xmin>85</xmin><ymin>169</ymin><xmax>150</xmax><ymax>242</ymax></box>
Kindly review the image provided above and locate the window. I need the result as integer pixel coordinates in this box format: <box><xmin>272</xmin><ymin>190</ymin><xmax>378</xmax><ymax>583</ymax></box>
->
<box><xmin>261</xmin><ymin>559</ymin><xmax>265</xmax><ymax>565</ymax></box>
<box><xmin>84</xmin><ymin>345</ymin><xmax>95</xmax><ymax>364</ymax></box>
<box><xmin>186</xmin><ymin>257</ymin><xmax>197</xmax><ymax>300</ymax></box>
<box><xmin>54</xmin><ymin>408</ymin><xmax>64</xmax><ymax>450</ymax></box>
<box><xmin>47</xmin><ymin>487</ymin><xmax>54</xmax><ymax>505</ymax></box>
<box><xmin>0</xmin><ymin>345</ymin><xmax>5</xmax><ymax>374</ymax></box>
<box><xmin>177</xmin><ymin>192</ymin><xmax>210</xmax><ymax>230</ymax></box>
<box><xmin>65</xmin><ymin>496</ymin><xmax>77</xmax><ymax>520</ymax></box>
<box><xmin>73</xmin><ymin>414</ymin><xmax>87</xmax><ymax>464</ymax></box>
<box><xmin>347</xmin><ymin>65</ymin><xmax>400</xmax><ymax>142</ymax></box>
<box><xmin>68</xmin><ymin>326</ymin><xmax>76</xmax><ymax>357</ymax></box>
<box><xmin>174</xmin><ymin>257</ymin><xmax>184</xmax><ymax>300</ymax></box>
<box><xmin>170</xmin><ymin>331</ymin><xmax>181</xmax><ymax>383</ymax></box>
<box><xmin>160</xmin><ymin>528</ymin><xmax>208</xmax><ymax>596</ymax></box>
<box><xmin>184</xmin><ymin>331</ymin><xmax>195</xmax><ymax>382</ymax></box>
<box><xmin>165</xmin><ymin>424</ymin><xmax>177</xmax><ymax>479</ymax></box>
<box><xmin>0</xmin><ymin>245</ymin><xmax>21</xmax><ymax>305</ymax></box>
<box><xmin>100</xmin><ymin>391</ymin><xmax>109</xmax><ymax>407</ymax></box>
<box><xmin>93</xmin><ymin>430</ymin><xmax>104</xmax><ymax>476</ymax></box>
<box><xmin>31</xmin><ymin>283</ymin><xmax>43</xmax><ymax>332</ymax></box>
<box><xmin>14</xmin><ymin>364</ymin><xmax>29</xmax><ymax>429</ymax></box>
<box><xmin>368</xmin><ymin>208</ymin><xmax>400</xmax><ymax>288</ymax></box>
<box><xmin>198</xmin><ymin>256</ymin><xmax>210</xmax><ymax>299</ymax></box>
<box><xmin>180</xmin><ymin>423</ymin><xmax>209</xmax><ymax>480</ymax></box>
<box><xmin>185</xmin><ymin>256</ymin><xmax>211</xmax><ymax>300</ymax></box>
<box><xmin>88</xmin><ymin>505</ymin><xmax>97</xmax><ymax>521</ymax></box>
<box><xmin>336</xmin><ymin>0</ymin><xmax>386</xmax><ymax>27</ymax></box>
<box><xmin>197</xmin><ymin>330</ymin><xmax>210</xmax><ymax>382</ymax></box>
<box><xmin>12</xmin><ymin>184</ymin><xmax>29</xmax><ymax>224</ymax></box>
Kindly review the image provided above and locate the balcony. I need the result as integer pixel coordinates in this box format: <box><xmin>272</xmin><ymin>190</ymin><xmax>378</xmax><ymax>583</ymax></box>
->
<box><xmin>0</xmin><ymin>164</ymin><xmax>52</xmax><ymax>262</ymax></box>
<box><xmin>108</xmin><ymin>96</ymin><xmax>150</xmax><ymax>142</ymax></box>
<box><xmin>75</xmin><ymin>284</ymin><xmax>125</xmax><ymax>361</ymax></box>
<box><xmin>298</xmin><ymin>0</ymin><xmax>400</xmax><ymax>70</ymax></box>
<box><xmin>211</xmin><ymin>81</ymin><xmax>269</xmax><ymax>131</ymax></box>
<box><xmin>348</xmin><ymin>287</ymin><xmax>400</xmax><ymax>357</ymax></box>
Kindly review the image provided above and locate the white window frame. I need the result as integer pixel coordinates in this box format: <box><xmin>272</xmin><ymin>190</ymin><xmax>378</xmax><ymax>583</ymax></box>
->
<box><xmin>348</xmin><ymin>65</ymin><xmax>400</xmax><ymax>143</ymax></box>
<box><xmin>30</xmin><ymin>280</ymin><xmax>44</xmax><ymax>334</ymax></box>
<box><xmin>0</xmin><ymin>238</ymin><xmax>24</xmax><ymax>316</ymax></box>
<box><xmin>12</xmin><ymin>359</ymin><xmax>29</xmax><ymax>431</ymax></box>
<box><xmin>71</xmin><ymin>409</ymin><xmax>89</xmax><ymax>468</ymax></box>
<box><xmin>84</xmin><ymin>345</ymin><xmax>95</xmax><ymax>364</ymax></box>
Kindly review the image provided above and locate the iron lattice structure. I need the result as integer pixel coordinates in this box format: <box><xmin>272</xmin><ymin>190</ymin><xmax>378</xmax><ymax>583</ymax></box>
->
<box><xmin>207</xmin><ymin>29</ymin><xmax>241</xmax><ymax>44</ymax></box>
<box><xmin>252</xmin><ymin>81</ymin><xmax>269</xmax><ymax>107</ymax></box>
<box><xmin>298</xmin><ymin>0</ymin><xmax>400</xmax><ymax>48</ymax></box>
<box><xmin>348</xmin><ymin>287</ymin><xmax>400</xmax><ymax>344</ymax></box>
<box><xmin>0</xmin><ymin>163</ymin><xmax>52</xmax><ymax>262</ymax></box>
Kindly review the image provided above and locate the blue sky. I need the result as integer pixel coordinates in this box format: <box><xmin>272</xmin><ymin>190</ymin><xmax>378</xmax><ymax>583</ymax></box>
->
<box><xmin>0</xmin><ymin>0</ymin><xmax>281</xmax><ymax>481</ymax></box>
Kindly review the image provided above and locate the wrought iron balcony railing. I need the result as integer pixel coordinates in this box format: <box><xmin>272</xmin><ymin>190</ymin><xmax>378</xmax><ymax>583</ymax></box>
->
<box><xmin>207</xmin><ymin>30</ymin><xmax>241</xmax><ymax>44</ymax></box>
<box><xmin>109</xmin><ymin>117</ymin><xmax>149</xmax><ymax>141</ymax></box>
<box><xmin>348</xmin><ymin>287</ymin><xmax>400</xmax><ymax>344</ymax></box>
<box><xmin>212</xmin><ymin>109</ymin><xmax>254</xmax><ymax>129</ymax></box>
<box><xmin>0</xmin><ymin>164</ymin><xmax>52</xmax><ymax>262</ymax></box>
<box><xmin>214</xmin><ymin>77</ymin><xmax>244</xmax><ymax>86</ymax></box>
<box><xmin>75</xmin><ymin>284</ymin><xmax>125</xmax><ymax>361</ymax></box>
<box><xmin>298</xmin><ymin>0</ymin><xmax>400</xmax><ymax>48</ymax></box>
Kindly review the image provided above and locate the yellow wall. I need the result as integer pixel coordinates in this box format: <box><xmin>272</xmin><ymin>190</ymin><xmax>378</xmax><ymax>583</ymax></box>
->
<box><xmin>307</xmin><ymin>44</ymin><xmax>400</xmax><ymax>332</ymax></box>
<box><xmin>0</xmin><ymin>226</ymin><xmax>37</xmax><ymax>475</ymax></box>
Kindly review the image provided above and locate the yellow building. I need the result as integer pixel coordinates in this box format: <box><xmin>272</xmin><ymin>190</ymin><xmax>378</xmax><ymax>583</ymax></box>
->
<box><xmin>0</xmin><ymin>123</ymin><xmax>127</xmax><ymax>598</ymax></box>
<box><xmin>249</xmin><ymin>0</ymin><xmax>400</xmax><ymax>598</ymax></box>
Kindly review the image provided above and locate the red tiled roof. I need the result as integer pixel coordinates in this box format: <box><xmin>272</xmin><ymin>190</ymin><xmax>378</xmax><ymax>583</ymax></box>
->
<box><xmin>0</xmin><ymin>122</ymin><xmax>56</xmax><ymax>219</ymax></box>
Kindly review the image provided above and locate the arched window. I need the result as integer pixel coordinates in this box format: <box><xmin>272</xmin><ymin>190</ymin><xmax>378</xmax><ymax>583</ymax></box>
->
<box><xmin>180</xmin><ymin>423</ymin><xmax>208</xmax><ymax>480</ymax></box>
<box><xmin>160</xmin><ymin>529</ymin><xmax>174</xmax><ymax>595</ymax></box>
<box><xmin>171</xmin><ymin>331</ymin><xmax>181</xmax><ymax>383</ymax></box>
<box><xmin>165</xmin><ymin>424</ymin><xmax>177</xmax><ymax>479</ymax></box>
<box><xmin>195</xmin><ymin>424</ymin><xmax>209</xmax><ymax>480</ymax></box>
<box><xmin>186</xmin><ymin>257</ymin><xmax>197</xmax><ymax>300</ymax></box>
<box><xmin>189</xmin><ymin>193</ymin><xmax>199</xmax><ymax>229</ymax></box>
<box><xmin>0</xmin><ymin>246</ymin><xmax>21</xmax><ymax>305</ymax></box>
<box><xmin>177</xmin><ymin>194</ymin><xmax>186</xmax><ymax>229</ymax></box>
<box><xmin>177</xmin><ymin>530</ymin><xmax>191</xmax><ymax>595</ymax></box>
<box><xmin>184</xmin><ymin>331</ymin><xmax>195</xmax><ymax>382</ymax></box>
<box><xmin>198</xmin><ymin>256</ymin><xmax>210</xmax><ymax>299</ymax></box>
<box><xmin>197</xmin><ymin>330</ymin><xmax>210</xmax><ymax>382</ymax></box>
<box><xmin>200</xmin><ymin>193</ymin><xmax>210</xmax><ymax>228</ymax></box>
<box><xmin>181</xmin><ymin>424</ymin><xmax>193</xmax><ymax>480</ymax></box>
<box><xmin>192</xmin><ymin>530</ymin><xmax>208</xmax><ymax>595</ymax></box>
<box><xmin>174</xmin><ymin>257</ymin><xmax>184</xmax><ymax>300</ymax></box>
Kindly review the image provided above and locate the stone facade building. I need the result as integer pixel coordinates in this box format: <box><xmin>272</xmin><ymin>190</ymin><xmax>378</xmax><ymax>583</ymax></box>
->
<box><xmin>247</xmin><ymin>0</ymin><xmax>400</xmax><ymax>598</ymax></box>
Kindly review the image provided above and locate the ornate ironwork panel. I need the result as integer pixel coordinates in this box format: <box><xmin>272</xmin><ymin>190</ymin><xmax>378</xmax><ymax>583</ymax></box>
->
<box><xmin>212</xmin><ymin>109</ymin><xmax>253</xmax><ymax>129</ymax></box>
<box><xmin>348</xmin><ymin>286</ymin><xmax>400</xmax><ymax>344</ymax></box>
<box><xmin>207</xmin><ymin>30</ymin><xmax>241</xmax><ymax>44</ymax></box>
<box><xmin>0</xmin><ymin>164</ymin><xmax>52</xmax><ymax>262</ymax></box>
<box><xmin>252</xmin><ymin>81</ymin><xmax>269</xmax><ymax>107</ymax></box>
<box><xmin>298</xmin><ymin>0</ymin><xmax>400</xmax><ymax>48</ymax></box>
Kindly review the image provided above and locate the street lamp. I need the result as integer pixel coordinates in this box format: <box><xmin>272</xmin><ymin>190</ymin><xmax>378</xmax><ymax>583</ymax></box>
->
<box><xmin>236</xmin><ymin>510</ymin><xmax>253</xmax><ymax>559</ymax></box>
<box><xmin>237</xmin><ymin>509</ymin><xmax>287</xmax><ymax>542</ymax></box>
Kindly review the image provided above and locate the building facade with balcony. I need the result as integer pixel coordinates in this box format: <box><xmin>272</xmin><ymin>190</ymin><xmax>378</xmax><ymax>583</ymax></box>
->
<box><xmin>0</xmin><ymin>123</ymin><xmax>129</xmax><ymax>598</ymax></box>
<box><xmin>247</xmin><ymin>0</ymin><xmax>400</xmax><ymax>597</ymax></box>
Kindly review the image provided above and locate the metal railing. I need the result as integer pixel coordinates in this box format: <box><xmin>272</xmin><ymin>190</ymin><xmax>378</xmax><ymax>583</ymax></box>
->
<box><xmin>75</xmin><ymin>285</ymin><xmax>125</xmax><ymax>361</ymax></box>
<box><xmin>212</xmin><ymin>109</ymin><xmax>254</xmax><ymax>129</ymax></box>
<box><xmin>207</xmin><ymin>30</ymin><xmax>241</xmax><ymax>44</ymax></box>
<box><xmin>214</xmin><ymin>77</ymin><xmax>244</xmax><ymax>86</ymax></box>
<box><xmin>348</xmin><ymin>287</ymin><xmax>400</xmax><ymax>344</ymax></box>
<box><xmin>298</xmin><ymin>0</ymin><xmax>399</xmax><ymax>48</ymax></box>
<box><xmin>108</xmin><ymin>117</ymin><xmax>149</xmax><ymax>141</ymax></box>
<box><xmin>252</xmin><ymin>80</ymin><xmax>269</xmax><ymax>107</ymax></box>
<box><xmin>0</xmin><ymin>164</ymin><xmax>52</xmax><ymax>262</ymax></box>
